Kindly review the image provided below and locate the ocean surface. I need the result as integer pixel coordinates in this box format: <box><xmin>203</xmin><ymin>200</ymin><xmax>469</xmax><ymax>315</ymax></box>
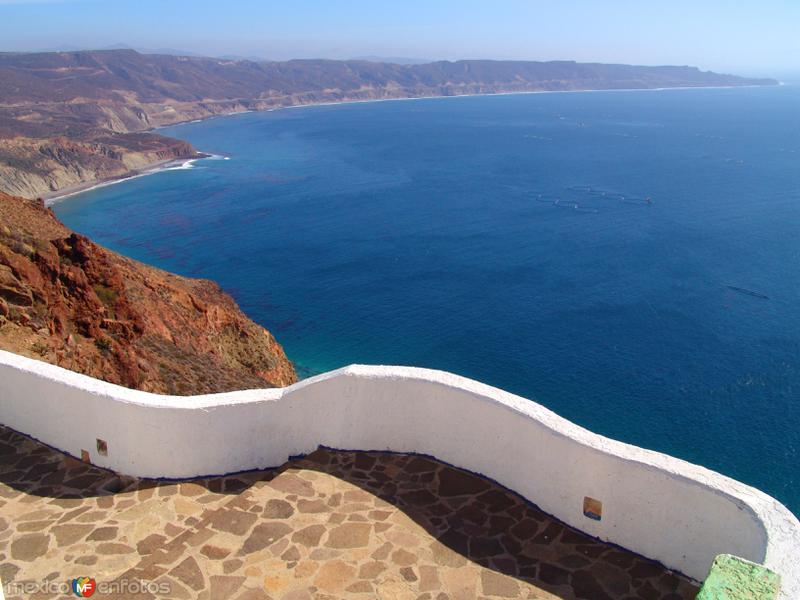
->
<box><xmin>54</xmin><ymin>86</ymin><xmax>800</xmax><ymax>514</ymax></box>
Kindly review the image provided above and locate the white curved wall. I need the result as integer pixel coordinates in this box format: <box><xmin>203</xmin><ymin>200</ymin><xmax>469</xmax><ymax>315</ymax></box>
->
<box><xmin>0</xmin><ymin>349</ymin><xmax>797</xmax><ymax>598</ymax></box>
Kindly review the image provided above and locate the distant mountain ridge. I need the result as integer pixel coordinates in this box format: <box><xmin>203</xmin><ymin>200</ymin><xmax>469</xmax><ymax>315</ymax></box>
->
<box><xmin>0</xmin><ymin>49</ymin><xmax>778</xmax><ymax>198</ymax></box>
<box><xmin>350</xmin><ymin>55</ymin><xmax>433</xmax><ymax>65</ymax></box>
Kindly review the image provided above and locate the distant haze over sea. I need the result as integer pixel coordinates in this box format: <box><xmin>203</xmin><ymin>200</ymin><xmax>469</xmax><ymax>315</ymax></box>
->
<box><xmin>13</xmin><ymin>44</ymin><xmax>790</xmax><ymax>80</ymax></box>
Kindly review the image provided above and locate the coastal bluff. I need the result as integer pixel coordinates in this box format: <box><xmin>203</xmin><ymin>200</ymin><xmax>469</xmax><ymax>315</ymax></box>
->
<box><xmin>0</xmin><ymin>191</ymin><xmax>296</xmax><ymax>393</ymax></box>
<box><xmin>0</xmin><ymin>50</ymin><xmax>778</xmax><ymax>198</ymax></box>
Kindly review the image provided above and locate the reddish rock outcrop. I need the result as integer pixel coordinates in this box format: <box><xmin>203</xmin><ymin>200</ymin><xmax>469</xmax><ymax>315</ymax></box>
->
<box><xmin>0</xmin><ymin>191</ymin><xmax>296</xmax><ymax>394</ymax></box>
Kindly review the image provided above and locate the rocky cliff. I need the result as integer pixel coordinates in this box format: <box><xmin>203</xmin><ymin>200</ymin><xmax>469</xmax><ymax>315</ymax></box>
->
<box><xmin>0</xmin><ymin>50</ymin><xmax>779</xmax><ymax>198</ymax></box>
<box><xmin>0</xmin><ymin>133</ymin><xmax>197</xmax><ymax>198</ymax></box>
<box><xmin>0</xmin><ymin>191</ymin><xmax>296</xmax><ymax>394</ymax></box>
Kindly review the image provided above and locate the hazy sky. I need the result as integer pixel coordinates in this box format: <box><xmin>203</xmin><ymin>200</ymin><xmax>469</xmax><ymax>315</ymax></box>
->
<box><xmin>1</xmin><ymin>0</ymin><xmax>798</xmax><ymax>76</ymax></box>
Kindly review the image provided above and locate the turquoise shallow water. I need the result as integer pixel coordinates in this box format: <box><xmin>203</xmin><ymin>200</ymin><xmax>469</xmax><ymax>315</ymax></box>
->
<box><xmin>54</xmin><ymin>87</ymin><xmax>800</xmax><ymax>514</ymax></box>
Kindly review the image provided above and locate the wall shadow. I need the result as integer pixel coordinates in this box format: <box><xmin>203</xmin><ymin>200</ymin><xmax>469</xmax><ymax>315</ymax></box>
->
<box><xmin>0</xmin><ymin>425</ymin><xmax>696</xmax><ymax>599</ymax></box>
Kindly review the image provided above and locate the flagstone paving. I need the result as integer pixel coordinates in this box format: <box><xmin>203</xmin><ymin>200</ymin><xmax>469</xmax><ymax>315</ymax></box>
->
<box><xmin>0</xmin><ymin>424</ymin><xmax>698</xmax><ymax>599</ymax></box>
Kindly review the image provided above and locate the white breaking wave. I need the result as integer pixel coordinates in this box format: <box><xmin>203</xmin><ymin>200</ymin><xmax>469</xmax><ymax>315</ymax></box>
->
<box><xmin>162</xmin><ymin>159</ymin><xmax>199</xmax><ymax>171</ymax></box>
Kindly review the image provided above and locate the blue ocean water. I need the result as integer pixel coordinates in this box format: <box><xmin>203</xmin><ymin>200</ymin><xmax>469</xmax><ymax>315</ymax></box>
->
<box><xmin>54</xmin><ymin>87</ymin><xmax>800</xmax><ymax>514</ymax></box>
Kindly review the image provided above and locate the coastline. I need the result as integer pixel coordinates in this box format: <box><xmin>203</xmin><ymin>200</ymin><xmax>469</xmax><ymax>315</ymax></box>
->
<box><xmin>42</xmin><ymin>153</ymin><xmax>212</xmax><ymax>206</ymax></box>
<box><xmin>159</xmin><ymin>82</ymin><xmax>778</xmax><ymax>126</ymax></box>
<box><xmin>49</xmin><ymin>82</ymin><xmax>778</xmax><ymax>204</ymax></box>
<box><xmin>280</xmin><ymin>82</ymin><xmax>775</xmax><ymax>112</ymax></box>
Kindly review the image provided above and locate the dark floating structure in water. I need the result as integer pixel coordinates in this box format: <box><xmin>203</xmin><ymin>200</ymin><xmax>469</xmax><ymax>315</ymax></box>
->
<box><xmin>726</xmin><ymin>285</ymin><xmax>770</xmax><ymax>300</ymax></box>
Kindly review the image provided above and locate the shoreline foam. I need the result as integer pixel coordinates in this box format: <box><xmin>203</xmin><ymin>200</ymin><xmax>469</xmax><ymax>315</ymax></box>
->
<box><xmin>43</xmin><ymin>154</ymin><xmax>213</xmax><ymax>206</ymax></box>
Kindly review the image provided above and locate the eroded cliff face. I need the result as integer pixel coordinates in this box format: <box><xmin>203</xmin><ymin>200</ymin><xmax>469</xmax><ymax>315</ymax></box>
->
<box><xmin>0</xmin><ymin>192</ymin><xmax>296</xmax><ymax>394</ymax></box>
<box><xmin>0</xmin><ymin>133</ymin><xmax>198</xmax><ymax>199</ymax></box>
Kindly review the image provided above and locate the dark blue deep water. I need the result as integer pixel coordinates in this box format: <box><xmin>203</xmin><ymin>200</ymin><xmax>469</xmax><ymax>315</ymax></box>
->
<box><xmin>54</xmin><ymin>87</ymin><xmax>800</xmax><ymax>514</ymax></box>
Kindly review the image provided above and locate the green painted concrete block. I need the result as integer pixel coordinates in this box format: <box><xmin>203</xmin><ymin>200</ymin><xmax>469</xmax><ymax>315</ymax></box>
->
<box><xmin>697</xmin><ymin>554</ymin><xmax>781</xmax><ymax>600</ymax></box>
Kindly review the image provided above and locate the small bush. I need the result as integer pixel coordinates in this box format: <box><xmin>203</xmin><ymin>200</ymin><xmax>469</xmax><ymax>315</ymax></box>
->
<box><xmin>93</xmin><ymin>284</ymin><xmax>118</xmax><ymax>307</ymax></box>
<box><xmin>31</xmin><ymin>341</ymin><xmax>48</xmax><ymax>357</ymax></box>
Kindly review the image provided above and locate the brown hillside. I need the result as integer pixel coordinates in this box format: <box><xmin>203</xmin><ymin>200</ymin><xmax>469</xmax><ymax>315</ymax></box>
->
<box><xmin>0</xmin><ymin>191</ymin><xmax>296</xmax><ymax>394</ymax></box>
<box><xmin>0</xmin><ymin>50</ymin><xmax>778</xmax><ymax>198</ymax></box>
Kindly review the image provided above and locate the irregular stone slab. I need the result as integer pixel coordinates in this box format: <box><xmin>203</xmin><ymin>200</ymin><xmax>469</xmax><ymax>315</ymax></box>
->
<box><xmin>51</xmin><ymin>523</ymin><xmax>92</xmax><ymax>546</ymax></box>
<box><xmin>170</xmin><ymin>556</ymin><xmax>205</xmax><ymax>591</ymax></box>
<box><xmin>482</xmin><ymin>570</ymin><xmax>520</xmax><ymax>597</ymax></box>
<box><xmin>200</xmin><ymin>544</ymin><xmax>232</xmax><ymax>560</ymax></box>
<box><xmin>292</xmin><ymin>524</ymin><xmax>327</xmax><ymax>548</ymax></box>
<box><xmin>314</xmin><ymin>560</ymin><xmax>357</xmax><ymax>593</ymax></box>
<box><xmin>268</xmin><ymin>472</ymin><xmax>314</xmax><ymax>497</ymax></box>
<box><xmin>263</xmin><ymin>498</ymin><xmax>294</xmax><ymax>519</ymax></box>
<box><xmin>0</xmin><ymin>426</ymin><xmax>699</xmax><ymax>600</ymax></box>
<box><xmin>209</xmin><ymin>575</ymin><xmax>246</xmax><ymax>598</ymax></box>
<box><xmin>10</xmin><ymin>533</ymin><xmax>50</xmax><ymax>561</ymax></box>
<box><xmin>87</xmin><ymin>526</ymin><xmax>119</xmax><ymax>542</ymax></box>
<box><xmin>241</xmin><ymin>521</ymin><xmax>292</xmax><ymax>554</ymax></box>
<box><xmin>297</xmin><ymin>498</ymin><xmax>328</xmax><ymax>513</ymax></box>
<box><xmin>209</xmin><ymin>508</ymin><xmax>258</xmax><ymax>536</ymax></box>
<box><xmin>325</xmin><ymin>522</ymin><xmax>371</xmax><ymax>549</ymax></box>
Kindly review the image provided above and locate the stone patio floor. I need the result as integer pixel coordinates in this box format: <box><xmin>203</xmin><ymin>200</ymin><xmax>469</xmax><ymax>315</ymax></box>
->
<box><xmin>0</xmin><ymin>424</ymin><xmax>699</xmax><ymax>599</ymax></box>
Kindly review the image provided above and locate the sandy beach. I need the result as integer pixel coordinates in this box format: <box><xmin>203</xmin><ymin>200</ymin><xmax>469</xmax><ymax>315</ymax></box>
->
<box><xmin>42</xmin><ymin>153</ymin><xmax>211</xmax><ymax>206</ymax></box>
